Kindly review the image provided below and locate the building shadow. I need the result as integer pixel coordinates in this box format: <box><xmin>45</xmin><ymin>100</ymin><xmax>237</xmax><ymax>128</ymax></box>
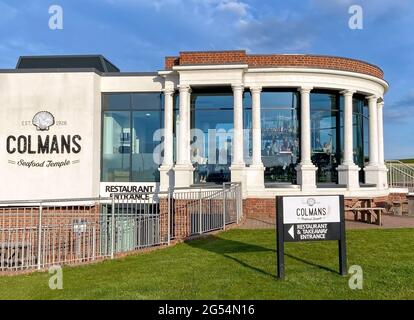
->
<box><xmin>185</xmin><ymin>234</ymin><xmax>339</xmax><ymax>278</ymax></box>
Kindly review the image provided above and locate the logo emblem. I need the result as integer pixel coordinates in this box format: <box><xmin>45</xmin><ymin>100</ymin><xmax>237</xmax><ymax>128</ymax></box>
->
<box><xmin>32</xmin><ymin>111</ymin><xmax>55</xmax><ymax>131</ymax></box>
<box><xmin>307</xmin><ymin>198</ymin><xmax>316</xmax><ymax>206</ymax></box>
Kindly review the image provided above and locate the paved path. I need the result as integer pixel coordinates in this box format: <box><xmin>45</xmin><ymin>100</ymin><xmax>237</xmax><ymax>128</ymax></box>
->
<box><xmin>239</xmin><ymin>214</ymin><xmax>414</xmax><ymax>230</ymax></box>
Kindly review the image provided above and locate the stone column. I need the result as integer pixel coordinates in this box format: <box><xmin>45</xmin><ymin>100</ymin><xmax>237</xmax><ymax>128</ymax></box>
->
<box><xmin>174</xmin><ymin>84</ymin><xmax>193</xmax><ymax>187</ymax></box>
<box><xmin>364</xmin><ymin>95</ymin><xmax>381</xmax><ymax>186</ymax></box>
<box><xmin>230</xmin><ymin>84</ymin><xmax>246</xmax><ymax>184</ymax></box>
<box><xmin>377</xmin><ymin>100</ymin><xmax>388</xmax><ymax>189</ymax></box>
<box><xmin>377</xmin><ymin>101</ymin><xmax>385</xmax><ymax>166</ymax></box>
<box><xmin>296</xmin><ymin>86</ymin><xmax>317</xmax><ymax>190</ymax></box>
<box><xmin>187</xmin><ymin>87</ymin><xmax>192</xmax><ymax>163</ymax></box>
<box><xmin>368</xmin><ymin>96</ymin><xmax>379</xmax><ymax>166</ymax></box>
<box><xmin>337</xmin><ymin>90</ymin><xmax>360</xmax><ymax>189</ymax></box>
<box><xmin>159</xmin><ymin>88</ymin><xmax>174</xmax><ymax>191</ymax></box>
<box><xmin>246</xmin><ymin>86</ymin><xmax>265</xmax><ymax>189</ymax></box>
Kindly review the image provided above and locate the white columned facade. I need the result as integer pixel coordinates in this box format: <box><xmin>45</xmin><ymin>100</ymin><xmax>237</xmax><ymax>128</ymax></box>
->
<box><xmin>377</xmin><ymin>101</ymin><xmax>385</xmax><ymax>166</ymax></box>
<box><xmin>246</xmin><ymin>86</ymin><xmax>264</xmax><ymax>189</ymax></box>
<box><xmin>296</xmin><ymin>86</ymin><xmax>317</xmax><ymax>190</ymax></box>
<box><xmin>337</xmin><ymin>90</ymin><xmax>360</xmax><ymax>189</ymax></box>
<box><xmin>230</xmin><ymin>84</ymin><xmax>246</xmax><ymax>184</ymax></box>
<box><xmin>174</xmin><ymin>84</ymin><xmax>193</xmax><ymax>187</ymax></box>
<box><xmin>187</xmin><ymin>87</ymin><xmax>192</xmax><ymax>161</ymax></box>
<box><xmin>377</xmin><ymin>100</ymin><xmax>388</xmax><ymax>189</ymax></box>
<box><xmin>159</xmin><ymin>88</ymin><xmax>174</xmax><ymax>191</ymax></box>
<box><xmin>368</xmin><ymin>95</ymin><xmax>379</xmax><ymax>166</ymax></box>
<box><xmin>364</xmin><ymin>95</ymin><xmax>381</xmax><ymax>186</ymax></box>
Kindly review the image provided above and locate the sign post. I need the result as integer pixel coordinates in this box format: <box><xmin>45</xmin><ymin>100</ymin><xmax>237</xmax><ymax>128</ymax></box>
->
<box><xmin>276</xmin><ymin>195</ymin><xmax>347</xmax><ymax>280</ymax></box>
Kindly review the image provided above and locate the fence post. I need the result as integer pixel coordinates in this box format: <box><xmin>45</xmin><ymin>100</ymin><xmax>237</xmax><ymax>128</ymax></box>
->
<box><xmin>237</xmin><ymin>185</ymin><xmax>240</xmax><ymax>223</ymax></box>
<box><xmin>167</xmin><ymin>189</ymin><xmax>171</xmax><ymax>246</ymax></box>
<box><xmin>92</xmin><ymin>226</ymin><xmax>96</xmax><ymax>261</ymax></box>
<box><xmin>111</xmin><ymin>197</ymin><xmax>115</xmax><ymax>259</ymax></box>
<box><xmin>199</xmin><ymin>188</ymin><xmax>202</xmax><ymax>234</ymax></box>
<box><xmin>222</xmin><ymin>184</ymin><xmax>226</xmax><ymax>230</ymax></box>
<box><xmin>238</xmin><ymin>183</ymin><xmax>242</xmax><ymax>223</ymax></box>
<box><xmin>37</xmin><ymin>202</ymin><xmax>43</xmax><ymax>270</ymax></box>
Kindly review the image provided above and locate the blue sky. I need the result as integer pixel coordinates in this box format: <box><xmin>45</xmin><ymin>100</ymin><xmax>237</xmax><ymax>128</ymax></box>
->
<box><xmin>0</xmin><ymin>0</ymin><xmax>413</xmax><ymax>159</ymax></box>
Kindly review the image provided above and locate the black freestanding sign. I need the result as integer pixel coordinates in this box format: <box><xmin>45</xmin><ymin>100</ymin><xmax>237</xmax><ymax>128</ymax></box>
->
<box><xmin>276</xmin><ymin>195</ymin><xmax>347</xmax><ymax>280</ymax></box>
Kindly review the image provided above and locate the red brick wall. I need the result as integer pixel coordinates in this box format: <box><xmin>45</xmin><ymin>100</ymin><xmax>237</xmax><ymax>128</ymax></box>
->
<box><xmin>164</xmin><ymin>50</ymin><xmax>384</xmax><ymax>79</ymax></box>
<box><xmin>171</xmin><ymin>199</ymin><xmax>191</xmax><ymax>239</ymax></box>
<box><xmin>0</xmin><ymin>205</ymin><xmax>102</xmax><ymax>267</ymax></box>
<box><xmin>165</xmin><ymin>56</ymin><xmax>179</xmax><ymax>69</ymax></box>
<box><xmin>247</xmin><ymin>54</ymin><xmax>383</xmax><ymax>79</ymax></box>
<box><xmin>159</xmin><ymin>198</ymin><xmax>170</xmax><ymax>243</ymax></box>
<box><xmin>243</xmin><ymin>193</ymin><xmax>408</xmax><ymax>218</ymax></box>
<box><xmin>243</xmin><ymin>198</ymin><xmax>276</xmax><ymax>218</ymax></box>
<box><xmin>179</xmin><ymin>50</ymin><xmax>247</xmax><ymax>66</ymax></box>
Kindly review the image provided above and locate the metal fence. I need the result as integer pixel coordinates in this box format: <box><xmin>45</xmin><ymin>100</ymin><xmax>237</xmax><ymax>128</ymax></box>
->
<box><xmin>386</xmin><ymin>160</ymin><xmax>414</xmax><ymax>191</ymax></box>
<box><xmin>172</xmin><ymin>182</ymin><xmax>242</xmax><ymax>237</ymax></box>
<box><xmin>0</xmin><ymin>183</ymin><xmax>242</xmax><ymax>272</ymax></box>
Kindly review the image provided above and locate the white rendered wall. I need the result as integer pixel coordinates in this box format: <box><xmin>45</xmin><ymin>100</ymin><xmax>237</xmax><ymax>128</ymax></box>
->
<box><xmin>0</xmin><ymin>72</ymin><xmax>101</xmax><ymax>201</ymax></box>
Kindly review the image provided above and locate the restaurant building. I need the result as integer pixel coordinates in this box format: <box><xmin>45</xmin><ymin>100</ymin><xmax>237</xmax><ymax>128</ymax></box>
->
<box><xmin>0</xmin><ymin>51</ymin><xmax>391</xmax><ymax>216</ymax></box>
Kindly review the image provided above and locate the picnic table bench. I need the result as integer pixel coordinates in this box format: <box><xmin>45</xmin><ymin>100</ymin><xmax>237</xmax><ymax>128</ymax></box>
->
<box><xmin>345</xmin><ymin>198</ymin><xmax>385</xmax><ymax>226</ymax></box>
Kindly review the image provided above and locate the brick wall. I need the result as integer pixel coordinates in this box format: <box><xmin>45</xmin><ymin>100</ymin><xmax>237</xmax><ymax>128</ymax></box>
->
<box><xmin>159</xmin><ymin>198</ymin><xmax>170</xmax><ymax>243</ymax></box>
<box><xmin>164</xmin><ymin>50</ymin><xmax>384</xmax><ymax>79</ymax></box>
<box><xmin>243</xmin><ymin>198</ymin><xmax>276</xmax><ymax>218</ymax></box>
<box><xmin>247</xmin><ymin>54</ymin><xmax>383</xmax><ymax>79</ymax></box>
<box><xmin>0</xmin><ymin>205</ymin><xmax>102</xmax><ymax>268</ymax></box>
<box><xmin>243</xmin><ymin>193</ymin><xmax>408</xmax><ymax>218</ymax></box>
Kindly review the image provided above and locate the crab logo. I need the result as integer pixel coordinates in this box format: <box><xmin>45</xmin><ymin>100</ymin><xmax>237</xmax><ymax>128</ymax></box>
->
<box><xmin>32</xmin><ymin>111</ymin><xmax>55</xmax><ymax>131</ymax></box>
<box><xmin>307</xmin><ymin>198</ymin><xmax>316</xmax><ymax>207</ymax></box>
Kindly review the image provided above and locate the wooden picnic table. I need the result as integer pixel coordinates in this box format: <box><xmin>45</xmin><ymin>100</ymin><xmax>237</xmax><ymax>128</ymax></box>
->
<box><xmin>345</xmin><ymin>198</ymin><xmax>385</xmax><ymax>226</ymax></box>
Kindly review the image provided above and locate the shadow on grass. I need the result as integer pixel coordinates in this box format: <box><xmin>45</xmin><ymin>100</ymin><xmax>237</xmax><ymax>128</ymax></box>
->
<box><xmin>185</xmin><ymin>234</ymin><xmax>339</xmax><ymax>278</ymax></box>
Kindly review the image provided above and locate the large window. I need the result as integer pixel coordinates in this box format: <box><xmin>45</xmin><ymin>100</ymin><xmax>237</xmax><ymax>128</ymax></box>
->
<box><xmin>353</xmin><ymin>95</ymin><xmax>369</xmax><ymax>182</ymax></box>
<box><xmin>310</xmin><ymin>92</ymin><xmax>343</xmax><ymax>184</ymax></box>
<box><xmin>101</xmin><ymin>93</ymin><xmax>163</xmax><ymax>182</ymax></box>
<box><xmin>245</xmin><ymin>90</ymin><xmax>300</xmax><ymax>183</ymax></box>
<box><xmin>190</xmin><ymin>88</ymin><xmax>233</xmax><ymax>184</ymax></box>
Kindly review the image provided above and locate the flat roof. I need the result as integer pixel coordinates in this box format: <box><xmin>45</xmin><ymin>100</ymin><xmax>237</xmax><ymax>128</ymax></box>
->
<box><xmin>16</xmin><ymin>55</ymin><xmax>120</xmax><ymax>72</ymax></box>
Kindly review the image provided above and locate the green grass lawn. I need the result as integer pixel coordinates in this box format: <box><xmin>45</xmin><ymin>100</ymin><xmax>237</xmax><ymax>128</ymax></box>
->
<box><xmin>1</xmin><ymin>228</ymin><xmax>413</xmax><ymax>300</ymax></box>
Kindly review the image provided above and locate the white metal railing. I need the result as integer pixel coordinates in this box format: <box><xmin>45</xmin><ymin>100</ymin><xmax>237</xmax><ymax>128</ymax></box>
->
<box><xmin>170</xmin><ymin>182</ymin><xmax>242</xmax><ymax>238</ymax></box>
<box><xmin>0</xmin><ymin>182</ymin><xmax>242</xmax><ymax>273</ymax></box>
<box><xmin>386</xmin><ymin>160</ymin><xmax>414</xmax><ymax>191</ymax></box>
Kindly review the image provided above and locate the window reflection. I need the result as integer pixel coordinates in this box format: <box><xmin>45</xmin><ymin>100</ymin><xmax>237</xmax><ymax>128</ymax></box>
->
<box><xmin>102</xmin><ymin>111</ymin><xmax>131</xmax><ymax>181</ymax></box>
<box><xmin>191</xmin><ymin>91</ymin><xmax>233</xmax><ymax>184</ymax></box>
<box><xmin>131</xmin><ymin>111</ymin><xmax>161</xmax><ymax>182</ymax></box>
<box><xmin>245</xmin><ymin>90</ymin><xmax>300</xmax><ymax>183</ymax></box>
<box><xmin>353</xmin><ymin>95</ymin><xmax>369</xmax><ymax>183</ymax></box>
<box><xmin>101</xmin><ymin>93</ymin><xmax>162</xmax><ymax>182</ymax></box>
<box><xmin>310</xmin><ymin>92</ymin><xmax>343</xmax><ymax>183</ymax></box>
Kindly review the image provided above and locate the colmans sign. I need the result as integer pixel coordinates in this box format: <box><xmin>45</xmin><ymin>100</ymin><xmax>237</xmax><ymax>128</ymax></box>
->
<box><xmin>276</xmin><ymin>195</ymin><xmax>347</xmax><ymax>279</ymax></box>
<box><xmin>5</xmin><ymin>111</ymin><xmax>82</xmax><ymax>168</ymax></box>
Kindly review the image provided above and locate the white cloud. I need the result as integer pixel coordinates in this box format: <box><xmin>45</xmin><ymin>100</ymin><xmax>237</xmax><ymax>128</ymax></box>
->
<box><xmin>217</xmin><ymin>1</ymin><xmax>249</xmax><ymax>17</ymax></box>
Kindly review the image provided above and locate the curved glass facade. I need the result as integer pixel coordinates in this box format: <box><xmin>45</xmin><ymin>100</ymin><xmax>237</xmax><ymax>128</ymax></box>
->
<box><xmin>310</xmin><ymin>91</ymin><xmax>343</xmax><ymax>184</ymax></box>
<box><xmin>245</xmin><ymin>90</ymin><xmax>300</xmax><ymax>183</ymax></box>
<box><xmin>353</xmin><ymin>94</ymin><xmax>369</xmax><ymax>182</ymax></box>
<box><xmin>100</xmin><ymin>89</ymin><xmax>369</xmax><ymax>186</ymax></box>
<box><xmin>190</xmin><ymin>89</ymin><xmax>233</xmax><ymax>184</ymax></box>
